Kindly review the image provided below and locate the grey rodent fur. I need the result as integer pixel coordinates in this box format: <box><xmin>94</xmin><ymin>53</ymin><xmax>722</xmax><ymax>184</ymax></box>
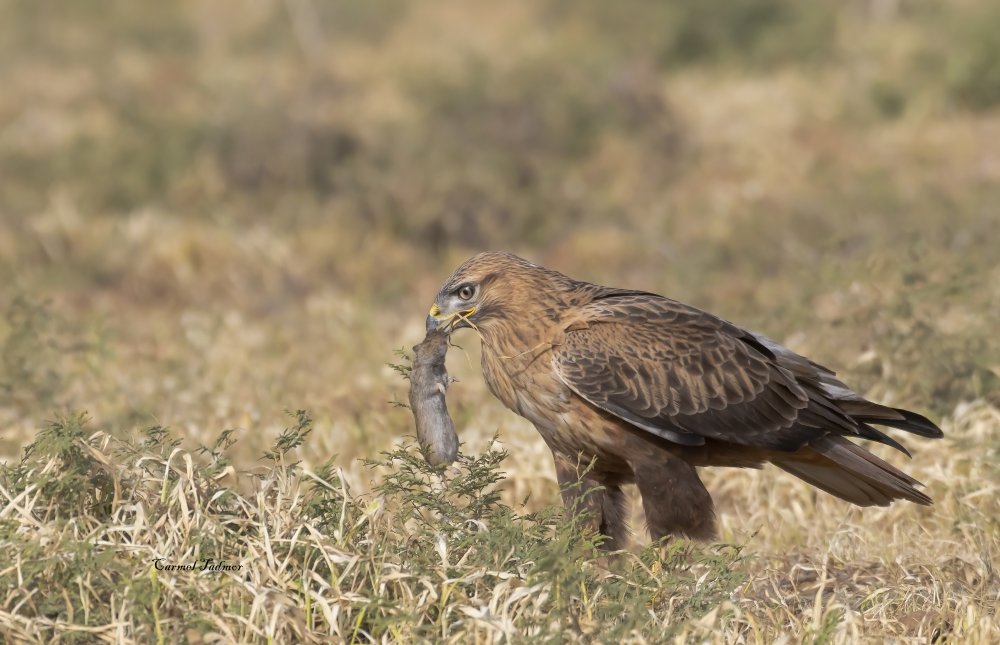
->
<box><xmin>408</xmin><ymin>330</ymin><xmax>459</xmax><ymax>466</ymax></box>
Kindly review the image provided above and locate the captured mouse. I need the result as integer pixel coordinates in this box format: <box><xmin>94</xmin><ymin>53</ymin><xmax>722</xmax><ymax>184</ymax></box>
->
<box><xmin>408</xmin><ymin>329</ymin><xmax>459</xmax><ymax>466</ymax></box>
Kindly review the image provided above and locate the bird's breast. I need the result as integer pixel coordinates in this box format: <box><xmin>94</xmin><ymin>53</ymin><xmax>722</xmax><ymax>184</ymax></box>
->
<box><xmin>479</xmin><ymin>334</ymin><xmax>629</xmax><ymax>468</ymax></box>
<box><xmin>480</xmin><ymin>338</ymin><xmax>564</xmax><ymax>423</ymax></box>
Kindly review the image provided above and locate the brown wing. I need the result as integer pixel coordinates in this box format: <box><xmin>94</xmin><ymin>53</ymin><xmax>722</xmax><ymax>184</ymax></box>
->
<box><xmin>555</xmin><ymin>294</ymin><xmax>865</xmax><ymax>451</ymax></box>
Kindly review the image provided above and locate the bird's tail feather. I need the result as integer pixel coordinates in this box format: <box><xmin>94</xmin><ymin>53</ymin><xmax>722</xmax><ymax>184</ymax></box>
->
<box><xmin>773</xmin><ymin>434</ymin><xmax>932</xmax><ymax>506</ymax></box>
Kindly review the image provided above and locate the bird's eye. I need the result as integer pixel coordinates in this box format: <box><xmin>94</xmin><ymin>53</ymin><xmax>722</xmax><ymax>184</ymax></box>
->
<box><xmin>458</xmin><ymin>285</ymin><xmax>475</xmax><ymax>301</ymax></box>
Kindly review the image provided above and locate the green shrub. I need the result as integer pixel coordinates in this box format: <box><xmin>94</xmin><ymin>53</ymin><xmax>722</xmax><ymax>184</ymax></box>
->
<box><xmin>0</xmin><ymin>413</ymin><xmax>748</xmax><ymax>642</ymax></box>
<box><xmin>946</xmin><ymin>3</ymin><xmax>1000</xmax><ymax>110</ymax></box>
<box><xmin>546</xmin><ymin>0</ymin><xmax>837</xmax><ymax>70</ymax></box>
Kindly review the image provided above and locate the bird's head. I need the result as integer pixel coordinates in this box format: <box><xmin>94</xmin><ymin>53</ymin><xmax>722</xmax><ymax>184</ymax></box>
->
<box><xmin>426</xmin><ymin>251</ymin><xmax>569</xmax><ymax>335</ymax></box>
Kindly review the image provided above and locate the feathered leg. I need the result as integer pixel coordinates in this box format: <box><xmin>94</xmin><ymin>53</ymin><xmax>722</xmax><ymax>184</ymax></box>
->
<box><xmin>632</xmin><ymin>452</ymin><xmax>717</xmax><ymax>541</ymax></box>
<box><xmin>553</xmin><ymin>452</ymin><xmax>629</xmax><ymax>550</ymax></box>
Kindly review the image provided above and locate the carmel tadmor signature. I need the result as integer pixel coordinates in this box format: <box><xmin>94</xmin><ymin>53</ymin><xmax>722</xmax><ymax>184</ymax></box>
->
<box><xmin>151</xmin><ymin>558</ymin><xmax>243</xmax><ymax>572</ymax></box>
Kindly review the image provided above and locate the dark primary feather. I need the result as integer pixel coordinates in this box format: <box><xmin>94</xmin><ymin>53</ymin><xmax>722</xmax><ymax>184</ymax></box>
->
<box><xmin>556</xmin><ymin>293</ymin><xmax>941</xmax><ymax>453</ymax></box>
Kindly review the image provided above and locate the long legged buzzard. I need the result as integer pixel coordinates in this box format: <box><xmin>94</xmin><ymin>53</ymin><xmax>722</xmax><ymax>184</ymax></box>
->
<box><xmin>426</xmin><ymin>252</ymin><xmax>943</xmax><ymax>547</ymax></box>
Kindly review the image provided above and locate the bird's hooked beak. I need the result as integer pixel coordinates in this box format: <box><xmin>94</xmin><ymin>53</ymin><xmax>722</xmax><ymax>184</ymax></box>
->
<box><xmin>426</xmin><ymin>302</ymin><xmax>478</xmax><ymax>334</ymax></box>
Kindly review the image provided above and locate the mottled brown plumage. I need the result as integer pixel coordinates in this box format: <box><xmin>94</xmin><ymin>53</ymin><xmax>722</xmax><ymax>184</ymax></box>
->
<box><xmin>426</xmin><ymin>252</ymin><xmax>943</xmax><ymax>546</ymax></box>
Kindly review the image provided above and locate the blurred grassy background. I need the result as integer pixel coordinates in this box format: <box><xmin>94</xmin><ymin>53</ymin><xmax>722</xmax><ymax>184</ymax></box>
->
<box><xmin>1</xmin><ymin>0</ymin><xmax>998</xmax><ymax>459</ymax></box>
<box><xmin>1</xmin><ymin>0</ymin><xmax>998</xmax><ymax>640</ymax></box>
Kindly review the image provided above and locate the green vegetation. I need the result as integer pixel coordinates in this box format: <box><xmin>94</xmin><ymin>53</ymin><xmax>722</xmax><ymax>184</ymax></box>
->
<box><xmin>1</xmin><ymin>415</ymin><xmax>747</xmax><ymax>641</ymax></box>
<box><xmin>0</xmin><ymin>0</ymin><xmax>998</xmax><ymax>641</ymax></box>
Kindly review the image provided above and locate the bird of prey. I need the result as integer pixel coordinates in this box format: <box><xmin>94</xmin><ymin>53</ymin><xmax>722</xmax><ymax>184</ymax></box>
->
<box><xmin>426</xmin><ymin>252</ymin><xmax>943</xmax><ymax>547</ymax></box>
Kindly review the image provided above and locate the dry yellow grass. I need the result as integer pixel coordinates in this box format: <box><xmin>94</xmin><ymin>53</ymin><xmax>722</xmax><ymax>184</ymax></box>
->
<box><xmin>1</xmin><ymin>0</ymin><xmax>998</xmax><ymax>641</ymax></box>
